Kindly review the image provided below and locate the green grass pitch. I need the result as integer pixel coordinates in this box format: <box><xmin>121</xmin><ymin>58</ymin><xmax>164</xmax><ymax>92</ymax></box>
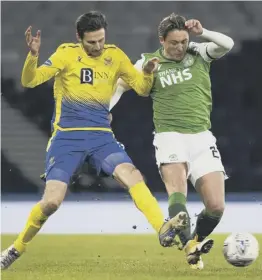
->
<box><xmin>1</xmin><ymin>234</ymin><xmax>261</xmax><ymax>280</ymax></box>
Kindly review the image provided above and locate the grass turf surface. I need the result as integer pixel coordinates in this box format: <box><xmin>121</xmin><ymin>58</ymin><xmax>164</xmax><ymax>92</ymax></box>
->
<box><xmin>1</xmin><ymin>234</ymin><xmax>261</xmax><ymax>280</ymax></box>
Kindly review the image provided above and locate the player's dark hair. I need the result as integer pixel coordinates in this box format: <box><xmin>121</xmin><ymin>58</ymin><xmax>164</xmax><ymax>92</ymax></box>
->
<box><xmin>158</xmin><ymin>13</ymin><xmax>187</xmax><ymax>39</ymax></box>
<box><xmin>76</xmin><ymin>11</ymin><xmax>108</xmax><ymax>39</ymax></box>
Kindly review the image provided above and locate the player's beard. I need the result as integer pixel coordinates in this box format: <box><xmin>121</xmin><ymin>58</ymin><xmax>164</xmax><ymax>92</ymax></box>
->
<box><xmin>90</xmin><ymin>49</ymin><xmax>103</xmax><ymax>57</ymax></box>
<box><xmin>82</xmin><ymin>45</ymin><xmax>103</xmax><ymax>57</ymax></box>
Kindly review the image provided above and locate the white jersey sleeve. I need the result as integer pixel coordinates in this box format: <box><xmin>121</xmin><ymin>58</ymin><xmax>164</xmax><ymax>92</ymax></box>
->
<box><xmin>134</xmin><ymin>55</ymin><xmax>145</xmax><ymax>71</ymax></box>
<box><xmin>188</xmin><ymin>28</ymin><xmax>234</xmax><ymax>62</ymax></box>
<box><xmin>109</xmin><ymin>55</ymin><xmax>145</xmax><ymax>111</ymax></box>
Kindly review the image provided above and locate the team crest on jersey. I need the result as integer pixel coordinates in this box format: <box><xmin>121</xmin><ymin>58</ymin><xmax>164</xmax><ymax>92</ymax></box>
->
<box><xmin>169</xmin><ymin>154</ymin><xmax>178</xmax><ymax>161</ymax></box>
<box><xmin>182</xmin><ymin>54</ymin><xmax>195</xmax><ymax>68</ymax></box>
<box><xmin>104</xmin><ymin>56</ymin><xmax>112</xmax><ymax>66</ymax></box>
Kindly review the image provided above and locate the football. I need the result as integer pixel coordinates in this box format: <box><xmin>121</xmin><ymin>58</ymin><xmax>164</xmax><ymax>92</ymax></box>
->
<box><xmin>223</xmin><ymin>233</ymin><xmax>259</xmax><ymax>267</ymax></box>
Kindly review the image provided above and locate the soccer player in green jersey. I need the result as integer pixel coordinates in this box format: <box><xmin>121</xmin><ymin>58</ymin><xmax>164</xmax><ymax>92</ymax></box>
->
<box><xmin>110</xmin><ymin>13</ymin><xmax>234</xmax><ymax>270</ymax></box>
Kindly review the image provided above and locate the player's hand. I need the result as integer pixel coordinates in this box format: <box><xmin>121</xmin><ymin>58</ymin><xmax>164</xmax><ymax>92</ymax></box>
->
<box><xmin>25</xmin><ymin>26</ymin><xmax>41</xmax><ymax>56</ymax></box>
<box><xmin>185</xmin><ymin>19</ymin><xmax>203</xmax><ymax>36</ymax></box>
<box><xmin>143</xmin><ymin>57</ymin><xmax>159</xmax><ymax>74</ymax></box>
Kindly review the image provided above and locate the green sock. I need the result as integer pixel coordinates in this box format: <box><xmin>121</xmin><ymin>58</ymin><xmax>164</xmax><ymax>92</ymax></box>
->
<box><xmin>168</xmin><ymin>192</ymin><xmax>191</xmax><ymax>246</ymax></box>
<box><xmin>192</xmin><ymin>209</ymin><xmax>223</xmax><ymax>242</ymax></box>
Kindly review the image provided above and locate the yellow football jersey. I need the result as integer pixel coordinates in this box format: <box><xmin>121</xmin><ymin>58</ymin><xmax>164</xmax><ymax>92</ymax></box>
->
<box><xmin>21</xmin><ymin>43</ymin><xmax>153</xmax><ymax>132</ymax></box>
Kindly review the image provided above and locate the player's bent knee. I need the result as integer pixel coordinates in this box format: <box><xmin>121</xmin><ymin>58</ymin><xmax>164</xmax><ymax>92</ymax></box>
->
<box><xmin>160</xmin><ymin>163</ymin><xmax>187</xmax><ymax>195</ymax></box>
<box><xmin>206</xmin><ymin>202</ymin><xmax>225</xmax><ymax>216</ymax></box>
<box><xmin>40</xmin><ymin>180</ymin><xmax>67</xmax><ymax>216</ymax></box>
<box><xmin>113</xmin><ymin>163</ymin><xmax>144</xmax><ymax>188</ymax></box>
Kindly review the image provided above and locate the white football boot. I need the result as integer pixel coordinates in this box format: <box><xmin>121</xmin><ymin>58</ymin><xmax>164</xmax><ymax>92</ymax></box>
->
<box><xmin>1</xmin><ymin>245</ymin><xmax>21</xmax><ymax>270</ymax></box>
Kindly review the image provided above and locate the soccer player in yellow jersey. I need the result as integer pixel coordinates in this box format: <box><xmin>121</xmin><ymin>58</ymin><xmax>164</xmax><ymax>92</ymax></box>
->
<box><xmin>1</xmin><ymin>11</ymin><xmax>188</xmax><ymax>269</ymax></box>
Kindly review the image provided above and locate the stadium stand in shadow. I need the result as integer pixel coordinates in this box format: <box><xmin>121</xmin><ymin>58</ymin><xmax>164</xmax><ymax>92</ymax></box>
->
<box><xmin>1</xmin><ymin>1</ymin><xmax>262</xmax><ymax>193</ymax></box>
<box><xmin>2</xmin><ymin>39</ymin><xmax>262</xmax><ymax>193</ymax></box>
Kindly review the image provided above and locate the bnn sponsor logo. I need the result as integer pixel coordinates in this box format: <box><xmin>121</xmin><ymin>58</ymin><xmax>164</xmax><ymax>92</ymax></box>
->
<box><xmin>80</xmin><ymin>68</ymin><xmax>109</xmax><ymax>85</ymax></box>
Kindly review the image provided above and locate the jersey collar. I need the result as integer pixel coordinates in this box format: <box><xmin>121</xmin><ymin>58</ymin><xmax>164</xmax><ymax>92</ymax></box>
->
<box><xmin>79</xmin><ymin>44</ymin><xmax>105</xmax><ymax>59</ymax></box>
<box><xmin>158</xmin><ymin>48</ymin><xmax>195</xmax><ymax>67</ymax></box>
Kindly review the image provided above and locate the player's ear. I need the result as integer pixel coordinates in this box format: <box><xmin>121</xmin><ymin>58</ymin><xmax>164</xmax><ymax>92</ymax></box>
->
<box><xmin>159</xmin><ymin>36</ymin><xmax>165</xmax><ymax>47</ymax></box>
<box><xmin>76</xmin><ymin>32</ymin><xmax>81</xmax><ymax>42</ymax></box>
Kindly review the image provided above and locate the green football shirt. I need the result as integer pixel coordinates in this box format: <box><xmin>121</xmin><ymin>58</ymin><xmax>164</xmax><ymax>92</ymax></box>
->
<box><xmin>136</xmin><ymin>44</ymin><xmax>213</xmax><ymax>133</ymax></box>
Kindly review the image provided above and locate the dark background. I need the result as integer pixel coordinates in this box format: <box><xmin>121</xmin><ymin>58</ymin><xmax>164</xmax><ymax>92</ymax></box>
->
<box><xmin>1</xmin><ymin>1</ymin><xmax>262</xmax><ymax>195</ymax></box>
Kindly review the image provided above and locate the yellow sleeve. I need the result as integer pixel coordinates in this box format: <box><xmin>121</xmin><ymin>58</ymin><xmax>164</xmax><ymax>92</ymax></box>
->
<box><xmin>21</xmin><ymin>47</ymin><xmax>66</xmax><ymax>88</ymax></box>
<box><xmin>117</xmin><ymin>49</ymin><xmax>153</xmax><ymax>96</ymax></box>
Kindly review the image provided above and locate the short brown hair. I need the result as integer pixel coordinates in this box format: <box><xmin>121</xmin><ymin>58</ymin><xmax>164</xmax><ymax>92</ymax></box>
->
<box><xmin>76</xmin><ymin>11</ymin><xmax>108</xmax><ymax>39</ymax></box>
<box><xmin>158</xmin><ymin>13</ymin><xmax>187</xmax><ymax>39</ymax></box>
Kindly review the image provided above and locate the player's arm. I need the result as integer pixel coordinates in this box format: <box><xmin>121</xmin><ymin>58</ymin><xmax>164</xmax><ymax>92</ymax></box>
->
<box><xmin>21</xmin><ymin>51</ymin><xmax>65</xmax><ymax>88</ymax></box>
<box><xmin>21</xmin><ymin>26</ymin><xmax>65</xmax><ymax>88</ymax></box>
<box><xmin>199</xmin><ymin>28</ymin><xmax>234</xmax><ymax>60</ymax></box>
<box><xmin>186</xmin><ymin>19</ymin><xmax>234</xmax><ymax>62</ymax></box>
<box><xmin>117</xmin><ymin>49</ymin><xmax>158</xmax><ymax>97</ymax></box>
<box><xmin>110</xmin><ymin>58</ymin><xmax>144</xmax><ymax>111</ymax></box>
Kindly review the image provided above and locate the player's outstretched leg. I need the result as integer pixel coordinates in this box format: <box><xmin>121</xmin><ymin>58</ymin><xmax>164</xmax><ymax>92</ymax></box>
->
<box><xmin>1</xmin><ymin>181</ymin><xmax>67</xmax><ymax>270</ymax></box>
<box><xmin>157</xmin><ymin>163</ymin><xmax>191</xmax><ymax>248</ymax></box>
<box><xmin>184</xmin><ymin>171</ymin><xmax>225</xmax><ymax>269</ymax></box>
<box><xmin>192</xmin><ymin>208</ymin><xmax>223</xmax><ymax>243</ymax></box>
<box><xmin>113</xmin><ymin>163</ymin><xmax>188</xmax><ymax>247</ymax></box>
<box><xmin>168</xmin><ymin>192</ymin><xmax>192</xmax><ymax>249</ymax></box>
